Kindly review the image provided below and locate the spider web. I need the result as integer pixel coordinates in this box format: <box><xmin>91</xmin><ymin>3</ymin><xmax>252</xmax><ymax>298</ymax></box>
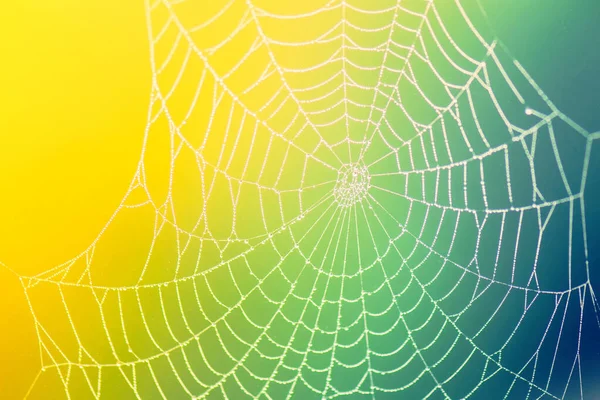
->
<box><xmin>20</xmin><ymin>0</ymin><xmax>600</xmax><ymax>398</ymax></box>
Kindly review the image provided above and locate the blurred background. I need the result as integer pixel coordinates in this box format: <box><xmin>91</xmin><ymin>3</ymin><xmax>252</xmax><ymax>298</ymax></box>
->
<box><xmin>0</xmin><ymin>0</ymin><xmax>598</xmax><ymax>398</ymax></box>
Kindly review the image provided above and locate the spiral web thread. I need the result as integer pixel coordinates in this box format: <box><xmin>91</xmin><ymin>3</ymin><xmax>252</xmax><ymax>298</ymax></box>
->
<box><xmin>20</xmin><ymin>0</ymin><xmax>600</xmax><ymax>398</ymax></box>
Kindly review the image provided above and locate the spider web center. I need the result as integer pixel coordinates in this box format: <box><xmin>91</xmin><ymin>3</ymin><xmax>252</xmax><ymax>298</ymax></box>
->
<box><xmin>333</xmin><ymin>162</ymin><xmax>370</xmax><ymax>208</ymax></box>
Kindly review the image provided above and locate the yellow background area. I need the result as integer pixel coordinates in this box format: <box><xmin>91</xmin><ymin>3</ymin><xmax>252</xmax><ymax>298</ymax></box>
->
<box><xmin>0</xmin><ymin>1</ymin><xmax>150</xmax><ymax>397</ymax></box>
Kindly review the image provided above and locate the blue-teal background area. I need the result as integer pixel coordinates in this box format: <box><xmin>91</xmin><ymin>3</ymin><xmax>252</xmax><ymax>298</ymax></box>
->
<box><xmin>479</xmin><ymin>0</ymin><xmax>600</xmax><ymax>397</ymax></box>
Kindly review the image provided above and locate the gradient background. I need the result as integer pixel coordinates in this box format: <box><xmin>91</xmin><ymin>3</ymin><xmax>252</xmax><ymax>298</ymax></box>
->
<box><xmin>1</xmin><ymin>0</ymin><xmax>599</xmax><ymax>399</ymax></box>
